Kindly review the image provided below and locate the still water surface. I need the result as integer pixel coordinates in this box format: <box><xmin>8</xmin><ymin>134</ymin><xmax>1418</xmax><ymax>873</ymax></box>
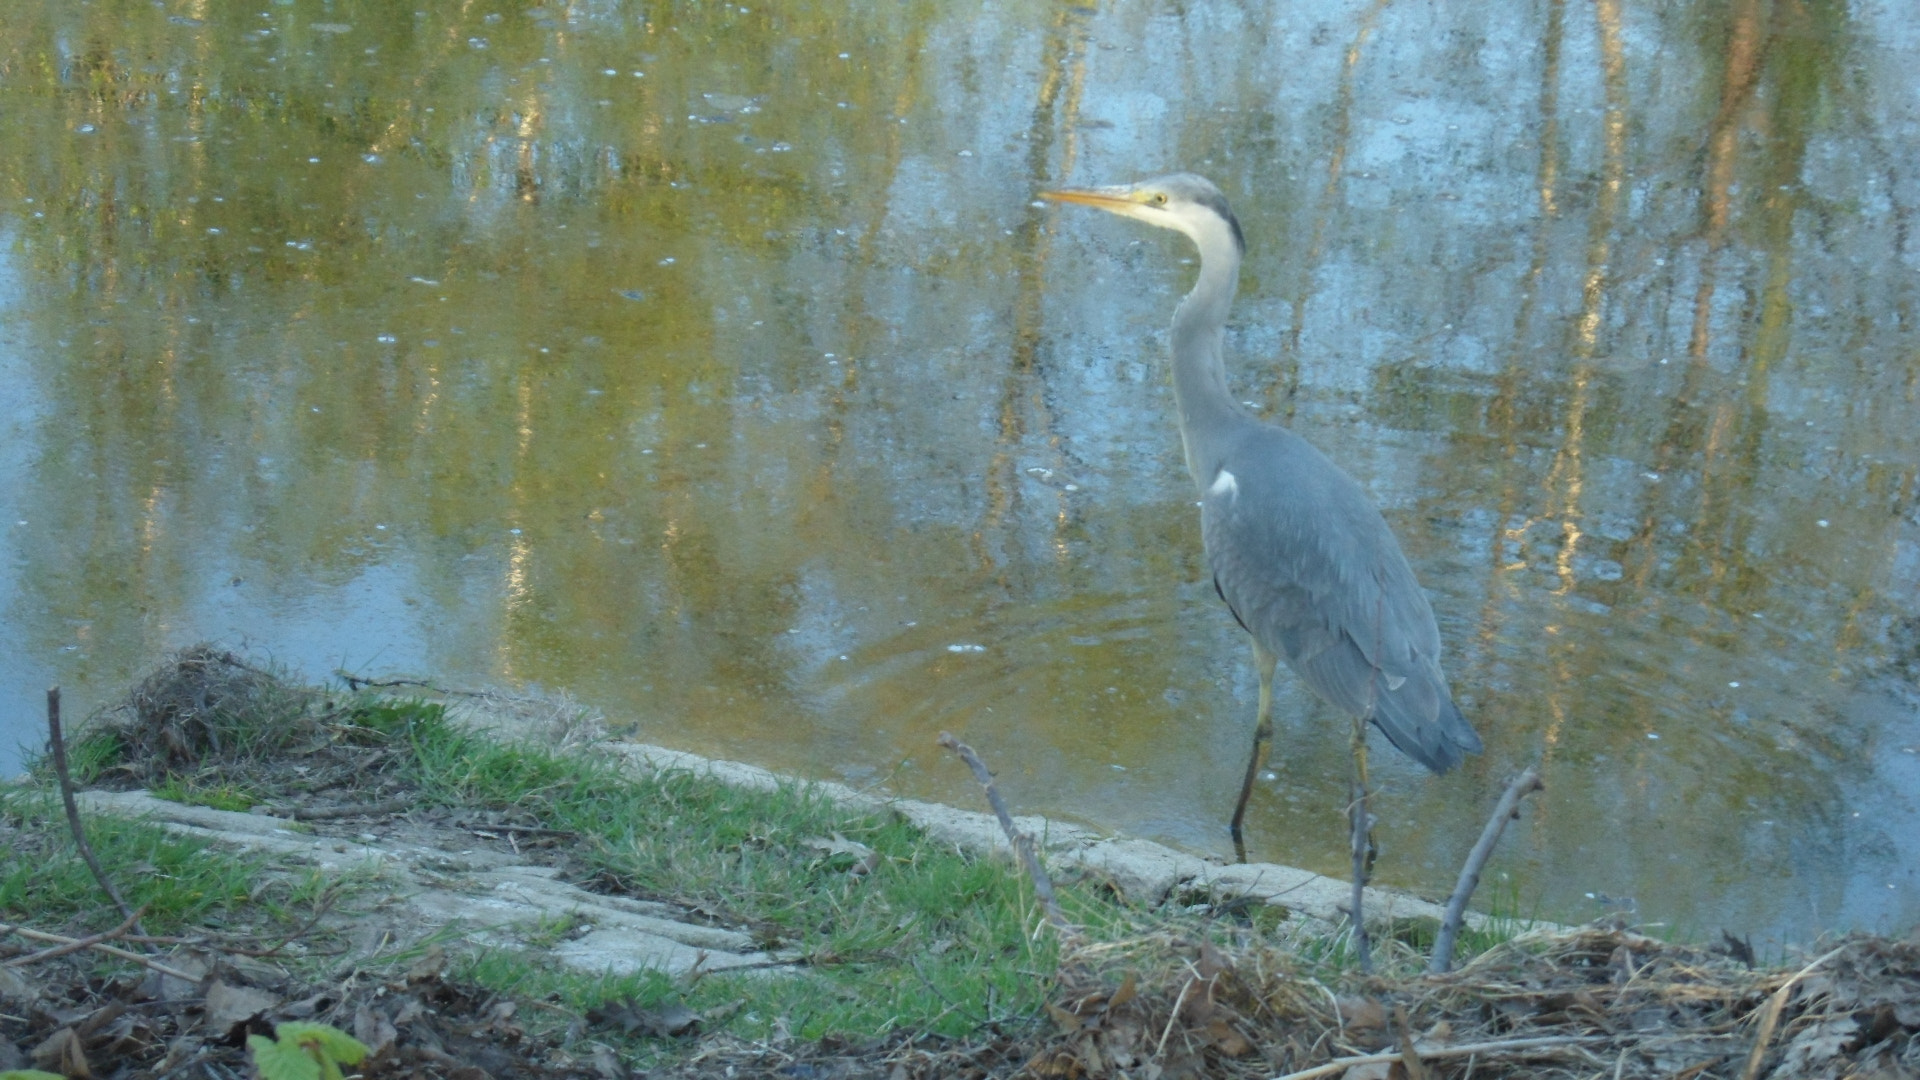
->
<box><xmin>2</xmin><ymin>0</ymin><xmax>1917</xmax><ymax>945</ymax></box>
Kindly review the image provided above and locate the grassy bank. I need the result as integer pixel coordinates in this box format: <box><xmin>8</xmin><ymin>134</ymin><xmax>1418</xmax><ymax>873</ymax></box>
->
<box><xmin>9</xmin><ymin>649</ymin><xmax>1915</xmax><ymax>1079</ymax></box>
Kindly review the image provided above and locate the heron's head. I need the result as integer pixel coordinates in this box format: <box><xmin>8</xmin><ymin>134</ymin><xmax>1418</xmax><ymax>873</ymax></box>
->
<box><xmin>1040</xmin><ymin>173</ymin><xmax>1245</xmax><ymax>258</ymax></box>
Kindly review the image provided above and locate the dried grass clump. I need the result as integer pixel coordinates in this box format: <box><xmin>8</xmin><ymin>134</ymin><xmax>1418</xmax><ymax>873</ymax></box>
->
<box><xmin>106</xmin><ymin>645</ymin><xmax>327</xmax><ymax>778</ymax></box>
<box><xmin>1024</xmin><ymin>924</ymin><xmax>1920</xmax><ymax>1079</ymax></box>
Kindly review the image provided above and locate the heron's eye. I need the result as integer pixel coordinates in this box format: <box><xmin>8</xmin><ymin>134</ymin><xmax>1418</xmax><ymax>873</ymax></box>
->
<box><xmin>1150</xmin><ymin>193</ymin><xmax>1168</xmax><ymax>206</ymax></box>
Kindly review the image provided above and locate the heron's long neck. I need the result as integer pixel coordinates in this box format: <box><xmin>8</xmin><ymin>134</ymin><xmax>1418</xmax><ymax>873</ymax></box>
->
<box><xmin>1169</xmin><ymin>243</ymin><xmax>1244</xmax><ymax>489</ymax></box>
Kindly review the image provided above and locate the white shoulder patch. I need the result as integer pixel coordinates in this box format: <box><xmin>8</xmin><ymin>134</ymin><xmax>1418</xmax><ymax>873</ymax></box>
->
<box><xmin>1207</xmin><ymin>469</ymin><xmax>1238</xmax><ymax>498</ymax></box>
<box><xmin>1385</xmin><ymin>673</ymin><xmax>1407</xmax><ymax>691</ymax></box>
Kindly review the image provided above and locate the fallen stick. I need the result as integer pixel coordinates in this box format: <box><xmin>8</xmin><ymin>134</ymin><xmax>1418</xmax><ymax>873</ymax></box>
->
<box><xmin>1267</xmin><ymin>1034</ymin><xmax>1605</xmax><ymax>1080</ymax></box>
<box><xmin>285</xmin><ymin>797</ymin><xmax>413</xmax><ymax>820</ymax></box>
<box><xmin>1430</xmin><ymin>764</ymin><xmax>1544</xmax><ymax>974</ymax></box>
<box><xmin>1738</xmin><ymin>944</ymin><xmax>1848</xmax><ymax>1080</ymax></box>
<box><xmin>46</xmin><ymin>687</ymin><xmax>149</xmax><ymax>939</ymax></box>
<box><xmin>0</xmin><ymin>922</ymin><xmax>201</xmax><ymax>983</ymax></box>
<box><xmin>936</xmin><ymin>733</ymin><xmax>1069</xmax><ymax>933</ymax></box>
<box><xmin>2</xmin><ymin>906</ymin><xmax>146</xmax><ymax>968</ymax></box>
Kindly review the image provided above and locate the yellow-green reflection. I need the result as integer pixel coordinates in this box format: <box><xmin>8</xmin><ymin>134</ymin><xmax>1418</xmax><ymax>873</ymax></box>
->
<box><xmin>1</xmin><ymin>0</ymin><xmax>1916</xmax><ymax>945</ymax></box>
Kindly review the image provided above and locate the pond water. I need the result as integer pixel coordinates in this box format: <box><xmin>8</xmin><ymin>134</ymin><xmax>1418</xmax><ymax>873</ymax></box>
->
<box><xmin>2</xmin><ymin>0</ymin><xmax>1916</xmax><ymax>946</ymax></box>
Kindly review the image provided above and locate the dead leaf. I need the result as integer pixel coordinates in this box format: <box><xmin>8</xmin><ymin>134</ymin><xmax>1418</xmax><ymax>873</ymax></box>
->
<box><xmin>203</xmin><ymin>979</ymin><xmax>278</xmax><ymax>1040</ymax></box>
<box><xmin>1338</xmin><ymin>996</ymin><xmax>1387</xmax><ymax>1032</ymax></box>
<box><xmin>145</xmin><ymin>949</ymin><xmax>209</xmax><ymax>1002</ymax></box>
<box><xmin>804</xmin><ymin>833</ymin><xmax>875</xmax><ymax>859</ymax></box>
<box><xmin>275</xmin><ymin>990</ymin><xmax>336</xmax><ymax>1018</ymax></box>
<box><xmin>474</xmin><ymin>1000</ymin><xmax>522</xmax><ymax>1039</ymax></box>
<box><xmin>1079</xmin><ymin>1034</ymin><xmax>1105</xmax><ymax>1073</ymax></box>
<box><xmin>1781</xmin><ymin>1016</ymin><xmax>1861</xmax><ymax>1072</ymax></box>
<box><xmin>590</xmin><ymin>1042</ymin><xmax>629</xmax><ymax>1079</ymax></box>
<box><xmin>587</xmin><ymin>998</ymin><xmax>702</xmax><ymax>1038</ymax></box>
<box><xmin>0</xmin><ymin>965</ymin><xmax>41</xmax><ymax>1005</ymax></box>
<box><xmin>354</xmin><ymin>1002</ymin><xmax>399</xmax><ymax>1059</ymax></box>
<box><xmin>31</xmin><ymin>1027</ymin><xmax>92</xmax><ymax>1079</ymax></box>
<box><xmin>391</xmin><ymin>994</ymin><xmax>428</xmax><ymax>1026</ymax></box>
<box><xmin>1206</xmin><ymin>1018</ymin><xmax>1251</xmax><ymax>1057</ymax></box>
<box><xmin>1108</xmin><ymin>971</ymin><xmax>1139</xmax><ymax>1011</ymax></box>
<box><xmin>407</xmin><ymin>945</ymin><xmax>447</xmax><ymax>982</ymax></box>
<box><xmin>805</xmin><ymin>833</ymin><xmax>880</xmax><ymax>875</ymax></box>
<box><xmin>1196</xmin><ymin>940</ymin><xmax>1233</xmax><ymax>980</ymax></box>
<box><xmin>1047</xmin><ymin>1002</ymin><xmax>1084</xmax><ymax>1034</ymax></box>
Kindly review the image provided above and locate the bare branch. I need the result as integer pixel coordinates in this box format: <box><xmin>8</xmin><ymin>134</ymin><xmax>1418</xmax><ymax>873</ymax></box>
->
<box><xmin>1430</xmin><ymin>764</ymin><xmax>1544</xmax><ymax>974</ymax></box>
<box><xmin>0</xmin><ymin>921</ymin><xmax>201</xmax><ymax>982</ymax></box>
<box><xmin>936</xmin><ymin>733</ymin><xmax>1071</xmax><ymax>934</ymax></box>
<box><xmin>46</xmin><ymin>687</ymin><xmax>148</xmax><ymax>939</ymax></box>
<box><xmin>2</xmin><ymin>905</ymin><xmax>146</xmax><ymax>967</ymax></box>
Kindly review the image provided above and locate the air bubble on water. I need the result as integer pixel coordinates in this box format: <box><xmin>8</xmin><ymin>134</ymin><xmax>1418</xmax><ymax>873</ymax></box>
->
<box><xmin>1647</xmin><ymin>732</ymin><xmax>1660</xmax><ymax>739</ymax></box>
<box><xmin>946</xmin><ymin>644</ymin><xmax>986</xmax><ymax>653</ymax></box>
<box><xmin>1816</xmin><ymin>519</ymin><xmax>1829</xmax><ymax>527</ymax></box>
<box><xmin>377</xmin><ymin>333</ymin><xmax>397</xmax><ymax>343</ymax></box>
<box><xmin>659</xmin><ymin>257</ymin><xmax>676</xmax><ymax>265</ymax></box>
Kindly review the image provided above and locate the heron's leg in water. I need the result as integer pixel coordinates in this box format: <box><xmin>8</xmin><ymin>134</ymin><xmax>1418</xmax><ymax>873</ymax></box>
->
<box><xmin>1348</xmin><ymin>714</ymin><xmax>1378</xmax><ymax>972</ymax></box>
<box><xmin>1229</xmin><ymin>641</ymin><xmax>1279</xmax><ymax>863</ymax></box>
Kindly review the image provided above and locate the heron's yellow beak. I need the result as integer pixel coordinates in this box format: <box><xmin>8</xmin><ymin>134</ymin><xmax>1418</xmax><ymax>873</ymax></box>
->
<box><xmin>1038</xmin><ymin>187</ymin><xmax>1140</xmax><ymax>212</ymax></box>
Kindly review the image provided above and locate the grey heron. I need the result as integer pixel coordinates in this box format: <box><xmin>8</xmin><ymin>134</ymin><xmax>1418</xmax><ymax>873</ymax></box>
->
<box><xmin>1040</xmin><ymin>174</ymin><xmax>1483</xmax><ymax>865</ymax></box>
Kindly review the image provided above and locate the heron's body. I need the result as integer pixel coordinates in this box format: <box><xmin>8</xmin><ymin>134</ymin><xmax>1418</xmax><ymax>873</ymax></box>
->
<box><xmin>1042</xmin><ymin>173</ymin><xmax>1481</xmax><ymax>852</ymax></box>
<box><xmin>1199</xmin><ymin>420</ymin><xmax>1476</xmax><ymax>772</ymax></box>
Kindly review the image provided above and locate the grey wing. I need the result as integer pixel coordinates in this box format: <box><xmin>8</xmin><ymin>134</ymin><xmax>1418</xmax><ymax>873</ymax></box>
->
<box><xmin>1200</xmin><ymin>449</ymin><xmax>1482</xmax><ymax>773</ymax></box>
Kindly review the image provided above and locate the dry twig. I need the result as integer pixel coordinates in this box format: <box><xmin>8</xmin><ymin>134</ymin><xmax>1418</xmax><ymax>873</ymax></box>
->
<box><xmin>0</xmin><ymin>921</ymin><xmax>202</xmax><ymax>982</ymax></box>
<box><xmin>284</xmin><ymin>797</ymin><xmax>412</xmax><ymax>820</ymax></box>
<box><xmin>1430</xmin><ymin>764</ymin><xmax>1544</xmax><ymax>974</ymax></box>
<box><xmin>1266</xmin><ymin>1034</ymin><xmax>1606</xmax><ymax>1080</ymax></box>
<box><xmin>2</xmin><ymin>905</ymin><xmax>147</xmax><ymax>968</ymax></box>
<box><xmin>936</xmin><ymin>732</ymin><xmax>1070</xmax><ymax>934</ymax></box>
<box><xmin>1738</xmin><ymin>944</ymin><xmax>1847</xmax><ymax>1080</ymax></box>
<box><xmin>47</xmin><ymin>686</ymin><xmax>149</xmax><ymax>939</ymax></box>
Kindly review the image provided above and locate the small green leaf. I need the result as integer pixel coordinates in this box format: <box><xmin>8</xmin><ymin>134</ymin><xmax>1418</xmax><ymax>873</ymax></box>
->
<box><xmin>1</xmin><ymin>1071</ymin><xmax>73</xmax><ymax>1080</ymax></box>
<box><xmin>277</xmin><ymin>1021</ymin><xmax>370</xmax><ymax>1066</ymax></box>
<box><xmin>248</xmin><ymin>1022</ymin><xmax>367</xmax><ymax>1080</ymax></box>
<box><xmin>248</xmin><ymin>1034</ymin><xmax>322</xmax><ymax>1080</ymax></box>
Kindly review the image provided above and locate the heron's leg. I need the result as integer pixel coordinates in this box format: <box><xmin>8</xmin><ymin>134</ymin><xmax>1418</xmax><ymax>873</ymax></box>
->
<box><xmin>1347</xmin><ymin>714</ymin><xmax>1376</xmax><ymax>972</ymax></box>
<box><xmin>1229</xmin><ymin>641</ymin><xmax>1278</xmax><ymax>863</ymax></box>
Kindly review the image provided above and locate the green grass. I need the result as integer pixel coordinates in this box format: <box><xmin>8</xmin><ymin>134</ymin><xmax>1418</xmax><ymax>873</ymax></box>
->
<box><xmin>378</xmin><ymin>701</ymin><xmax>1116</xmax><ymax>1039</ymax></box>
<box><xmin>62</xmin><ymin>729</ymin><xmax>126</xmax><ymax>786</ymax></box>
<box><xmin>0</xmin><ymin>790</ymin><xmax>269</xmax><ymax>932</ymax></box>
<box><xmin>151</xmin><ymin>776</ymin><xmax>259</xmax><ymax>812</ymax></box>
